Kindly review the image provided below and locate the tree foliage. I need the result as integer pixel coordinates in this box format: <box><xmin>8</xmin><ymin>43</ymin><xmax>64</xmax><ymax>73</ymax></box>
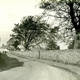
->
<box><xmin>7</xmin><ymin>15</ymin><xmax>49</xmax><ymax>50</ymax></box>
<box><xmin>7</xmin><ymin>37</ymin><xmax>20</xmax><ymax>50</ymax></box>
<box><xmin>40</xmin><ymin>0</ymin><xmax>80</xmax><ymax>49</ymax></box>
<box><xmin>46</xmin><ymin>40</ymin><xmax>60</xmax><ymax>50</ymax></box>
<box><xmin>68</xmin><ymin>37</ymin><xmax>80</xmax><ymax>49</ymax></box>
<box><xmin>45</xmin><ymin>27</ymin><xmax>60</xmax><ymax>50</ymax></box>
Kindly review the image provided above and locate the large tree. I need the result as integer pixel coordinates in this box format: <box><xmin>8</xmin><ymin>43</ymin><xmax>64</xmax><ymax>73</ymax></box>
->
<box><xmin>8</xmin><ymin>16</ymin><xmax>49</xmax><ymax>50</ymax></box>
<box><xmin>40</xmin><ymin>0</ymin><xmax>80</xmax><ymax>49</ymax></box>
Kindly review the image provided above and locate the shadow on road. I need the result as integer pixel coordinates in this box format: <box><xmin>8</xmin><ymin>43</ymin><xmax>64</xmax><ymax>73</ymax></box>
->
<box><xmin>0</xmin><ymin>53</ymin><xmax>24</xmax><ymax>72</ymax></box>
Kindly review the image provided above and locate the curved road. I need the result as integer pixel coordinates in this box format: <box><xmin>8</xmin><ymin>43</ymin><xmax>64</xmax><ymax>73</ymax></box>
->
<box><xmin>0</xmin><ymin>53</ymin><xmax>78</xmax><ymax>80</ymax></box>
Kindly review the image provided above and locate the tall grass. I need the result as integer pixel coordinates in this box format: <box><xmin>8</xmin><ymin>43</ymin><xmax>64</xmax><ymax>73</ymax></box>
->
<box><xmin>10</xmin><ymin>49</ymin><xmax>80</xmax><ymax>66</ymax></box>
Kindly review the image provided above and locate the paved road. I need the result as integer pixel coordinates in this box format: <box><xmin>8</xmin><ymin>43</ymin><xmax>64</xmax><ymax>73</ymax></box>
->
<box><xmin>0</xmin><ymin>53</ymin><xmax>78</xmax><ymax>80</ymax></box>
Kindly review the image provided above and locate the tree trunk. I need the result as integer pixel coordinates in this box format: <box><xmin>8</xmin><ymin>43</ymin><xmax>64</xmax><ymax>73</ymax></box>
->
<box><xmin>74</xmin><ymin>33</ymin><xmax>80</xmax><ymax>49</ymax></box>
<box><xmin>25</xmin><ymin>41</ymin><xmax>31</xmax><ymax>51</ymax></box>
<box><xmin>74</xmin><ymin>34</ymin><xmax>77</xmax><ymax>49</ymax></box>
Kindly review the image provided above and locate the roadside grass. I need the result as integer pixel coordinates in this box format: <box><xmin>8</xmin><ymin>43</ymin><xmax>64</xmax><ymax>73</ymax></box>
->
<box><xmin>10</xmin><ymin>49</ymin><xmax>80</xmax><ymax>66</ymax></box>
<box><xmin>0</xmin><ymin>52</ymin><xmax>23</xmax><ymax>71</ymax></box>
<box><xmin>9</xmin><ymin>50</ymin><xmax>80</xmax><ymax>79</ymax></box>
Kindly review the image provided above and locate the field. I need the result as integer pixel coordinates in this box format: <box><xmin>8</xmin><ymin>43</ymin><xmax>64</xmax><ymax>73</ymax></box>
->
<box><xmin>10</xmin><ymin>49</ymin><xmax>80</xmax><ymax>66</ymax></box>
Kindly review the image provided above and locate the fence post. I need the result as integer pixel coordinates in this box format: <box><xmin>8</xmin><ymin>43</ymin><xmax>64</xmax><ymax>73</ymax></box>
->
<box><xmin>38</xmin><ymin>45</ymin><xmax>41</xmax><ymax>59</ymax></box>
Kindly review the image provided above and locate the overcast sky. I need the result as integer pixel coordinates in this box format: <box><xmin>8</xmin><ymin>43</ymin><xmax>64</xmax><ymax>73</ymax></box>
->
<box><xmin>0</xmin><ymin>0</ymin><xmax>68</xmax><ymax>49</ymax></box>
<box><xmin>0</xmin><ymin>0</ymin><xmax>43</xmax><ymax>45</ymax></box>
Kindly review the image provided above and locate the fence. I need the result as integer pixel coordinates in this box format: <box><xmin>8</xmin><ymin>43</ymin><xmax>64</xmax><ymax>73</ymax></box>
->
<box><xmin>10</xmin><ymin>49</ymin><xmax>80</xmax><ymax>65</ymax></box>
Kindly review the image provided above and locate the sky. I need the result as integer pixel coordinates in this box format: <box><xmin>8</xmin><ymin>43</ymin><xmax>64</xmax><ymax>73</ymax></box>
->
<box><xmin>0</xmin><ymin>0</ymin><xmax>68</xmax><ymax>49</ymax></box>
<box><xmin>0</xmin><ymin>0</ymin><xmax>43</xmax><ymax>45</ymax></box>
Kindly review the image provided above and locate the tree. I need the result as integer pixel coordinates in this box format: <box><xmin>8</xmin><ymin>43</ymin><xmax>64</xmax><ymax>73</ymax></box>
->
<box><xmin>40</xmin><ymin>0</ymin><xmax>80</xmax><ymax>49</ymax></box>
<box><xmin>46</xmin><ymin>40</ymin><xmax>60</xmax><ymax>50</ymax></box>
<box><xmin>7</xmin><ymin>38</ymin><xmax>20</xmax><ymax>50</ymax></box>
<box><xmin>68</xmin><ymin>40</ymin><xmax>75</xmax><ymax>49</ymax></box>
<box><xmin>68</xmin><ymin>39</ymin><xmax>80</xmax><ymax>49</ymax></box>
<box><xmin>45</xmin><ymin>27</ymin><xmax>60</xmax><ymax>50</ymax></box>
<box><xmin>8</xmin><ymin>15</ymin><xmax>49</xmax><ymax>50</ymax></box>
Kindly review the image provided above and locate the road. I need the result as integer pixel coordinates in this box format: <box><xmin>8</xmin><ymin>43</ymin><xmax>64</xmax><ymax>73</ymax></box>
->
<box><xmin>0</xmin><ymin>53</ymin><xmax>78</xmax><ymax>80</ymax></box>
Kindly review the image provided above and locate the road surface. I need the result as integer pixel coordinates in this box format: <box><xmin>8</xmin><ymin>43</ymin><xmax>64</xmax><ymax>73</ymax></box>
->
<box><xmin>0</xmin><ymin>53</ymin><xmax>78</xmax><ymax>80</ymax></box>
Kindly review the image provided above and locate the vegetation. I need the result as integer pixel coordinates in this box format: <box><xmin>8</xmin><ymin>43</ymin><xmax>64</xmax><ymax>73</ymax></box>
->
<box><xmin>11</xmin><ymin>49</ymin><xmax>80</xmax><ymax>65</ymax></box>
<box><xmin>40</xmin><ymin>0</ymin><xmax>80</xmax><ymax>49</ymax></box>
<box><xmin>46</xmin><ymin>27</ymin><xmax>60</xmax><ymax>50</ymax></box>
<box><xmin>0</xmin><ymin>52</ymin><xmax>23</xmax><ymax>71</ymax></box>
<box><xmin>46</xmin><ymin>40</ymin><xmax>60</xmax><ymax>50</ymax></box>
<box><xmin>7</xmin><ymin>16</ymin><xmax>49</xmax><ymax>50</ymax></box>
<box><xmin>7</xmin><ymin>15</ymin><xmax>60</xmax><ymax>51</ymax></box>
<box><xmin>68</xmin><ymin>40</ymin><xmax>75</xmax><ymax>49</ymax></box>
<box><xmin>68</xmin><ymin>40</ymin><xmax>80</xmax><ymax>49</ymax></box>
<box><xmin>0</xmin><ymin>53</ymin><xmax>5</xmax><ymax>67</ymax></box>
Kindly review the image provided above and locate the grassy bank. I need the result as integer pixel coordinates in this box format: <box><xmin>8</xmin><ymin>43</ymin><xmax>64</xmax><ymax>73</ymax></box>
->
<box><xmin>10</xmin><ymin>49</ymin><xmax>80</xmax><ymax>66</ymax></box>
<box><xmin>0</xmin><ymin>52</ymin><xmax>23</xmax><ymax>71</ymax></box>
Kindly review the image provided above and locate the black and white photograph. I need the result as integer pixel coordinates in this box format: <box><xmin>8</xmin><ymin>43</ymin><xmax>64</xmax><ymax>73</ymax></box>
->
<box><xmin>0</xmin><ymin>0</ymin><xmax>80</xmax><ymax>80</ymax></box>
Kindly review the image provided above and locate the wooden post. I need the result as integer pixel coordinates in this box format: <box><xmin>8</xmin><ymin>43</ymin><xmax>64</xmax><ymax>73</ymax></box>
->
<box><xmin>38</xmin><ymin>45</ymin><xmax>41</xmax><ymax>59</ymax></box>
